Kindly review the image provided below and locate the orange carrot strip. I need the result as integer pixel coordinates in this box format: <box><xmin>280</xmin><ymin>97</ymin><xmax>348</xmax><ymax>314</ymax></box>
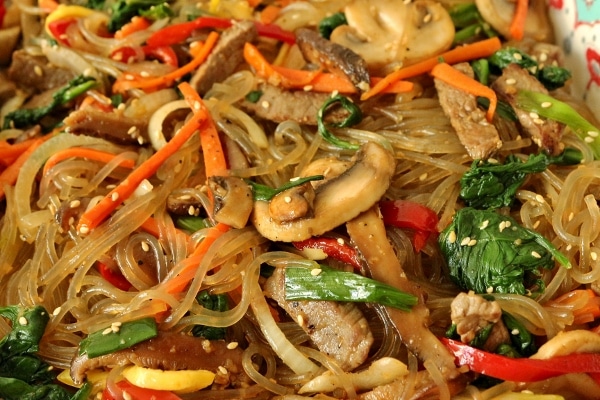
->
<box><xmin>43</xmin><ymin>147</ymin><xmax>136</xmax><ymax>175</ymax></box>
<box><xmin>161</xmin><ymin>222</ymin><xmax>231</xmax><ymax>294</ymax></box>
<box><xmin>113</xmin><ymin>31</ymin><xmax>219</xmax><ymax>93</ymax></box>
<box><xmin>114</xmin><ymin>16</ymin><xmax>151</xmax><ymax>40</ymax></box>
<box><xmin>546</xmin><ymin>289</ymin><xmax>600</xmax><ymax>325</ymax></box>
<box><xmin>140</xmin><ymin>217</ymin><xmax>161</xmax><ymax>237</ymax></box>
<box><xmin>179</xmin><ymin>82</ymin><xmax>228</xmax><ymax>178</ymax></box>
<box><xmin>430</xmin><ymin>62</ymin><xmax>497</xmax><ymax>122</ymax></box>
<box><xmin>38</xmin><ymin>0</ymin><xmax>59</xmax><ymax>12</ymax></box>
<box><xmin>509</xmin><ymin>0</ymin><xmax>528</xmax><ymax>41</ymax></box>
<box><xmin>361</xmin><ymin>37</ymin><xmax>503</xmax><ymax>101</ymax></box>
<box><xmin>76</xmin><ymin>89</ymin><xmax>208</xmax><ymax>232</ymax></box>
<box><xmin>0</xmin><ymin>138</ymin><xmax>45</xmax><ymax>201</ymax></box>
<box><xmin>244</xmin><ymin>42</ymin><xmax>414</xmax><ymax>94</ymax></box>
<box><xmin>0</xmin><ymin>138</ymin><xmax>42</xmax><ymax>166</ymax></box>
<box><xmin>260</xmin><ymin>5</ymin><xmax>281</xmax><ymax>24</ymax></box>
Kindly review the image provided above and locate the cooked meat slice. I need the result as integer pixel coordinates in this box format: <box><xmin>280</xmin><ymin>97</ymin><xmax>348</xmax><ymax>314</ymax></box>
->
<box><xmin>166</xmin><ymin>192</ymin><xmax>204</xmax><ymax>217</ymax></box>
<box><xmin>190</xmin><ymin>20</ymin><xmax>257</xmax><ymax>95</ymax></box>
<box><xmin>264</xmin><ymin>267</ymin><xmax>373</xmax><ymax>371</ymax></box>
<box><xmin>239</xmin><ymin>83</ymin><xmax>348</xmax><ymax>125</ymax></box>
<box><xmin>450</xmin><ymin>291</ymin><xmax>509</xmax><ymax>352</ymax></box>
<box><xmin>0</xmin><ymin>71</ymin><xmax>17</xmax><ymax>104</ymax></box>
<box><xmin>434</xmin><ymin>62</ymin><xmax>502</xmax><ymax>160</ymax></box>
<box><xmin>70</xmin><ymin>331</ymin><xmax>247</xmax><ymax>385</ymax></box>
<box><xmin>64</xmin><ymin>107</ymin><xmax>147</xmax><ymax>145</ymax></box>
<box><xmin>529</xmin><ymin>42</ymin><xmax>564</xmax><ymax>69</ymax></box>
<box><xmin>491</xmin><ymin>63</ymin><xmax>565</xmax><ymax>155</ymax></box>
<box><xmin>296</xmin><ymin>28</ymin><xmax>370</xmax><ymax>92</ymax></box>
<box><xmin>8</xmin><ymin>49</ymin><xmax>76</xmax><ymax>92</ymax></box>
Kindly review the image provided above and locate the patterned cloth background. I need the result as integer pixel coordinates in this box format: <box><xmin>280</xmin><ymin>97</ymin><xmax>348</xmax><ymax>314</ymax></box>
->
<box><xmin>548</xmin><ymin>0</ymin><xmax>600</xmax><ymax>120</ymax></box>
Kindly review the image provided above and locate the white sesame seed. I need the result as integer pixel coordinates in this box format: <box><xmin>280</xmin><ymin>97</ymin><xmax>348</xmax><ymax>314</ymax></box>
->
<box><xmin>297</xmin><ymin>315</ymin><xmax>304</xmax><ymax>326</ymax></box>
<box><xmin>141</xmin><ymin>241</ymin><xmax>150</xmax><ymax>252</ymax></box>
<box><xmin>585</xmin><ymin>137</ymin><xmax>594</xmax><ymax>143</ymax></box>
<box><xmin>284</xmin><ymin>196</ymin><xmax>292</xmax><ymax>203</ymax></box>
<box><xmin>460</xmin><ymin>236</ymin><xmax>471</xmax><ymax>246</ymax></box>
<box><xmin>69</xmin><ymin>200</ymin><xmax>81</xmax><ymax>208</ymax></box>
<box><xmin>539</xmin><ymin>52</ymin><xmax>548</xmax><ymax>62</ymax></box>
<box><xmin>531</xmin><ymin>251</ymin><xmax>542</xmax><ymax>259</ymax></box>
<box><xmin>511</xmin><ymin>328</ymin><xmax>520</xmax><ymax>335</ymax></box>
<box><xmin>566</xmin><ymin>244</ymin><xmax>572</xmax><ymax>251</ymax></box>
<box><xmin>127</xmin><ymin>126</ymin><xmax>138</xmax><ymax>135</ymax></box>
<box><xmin>34</xmin><ymin>65</ymin><xmax>43</xmax><ymax>76</ymax></box>
<box><xmin>423</xmin><ymin>13</ymin><xmax>432</xmax><ymax>23</ymax></box>
<box><xmin>331</xmin><ymin>90</ymin><xmax>339</xmax><ymax>98</ymax></box>
<box><xmin>534</xmin><ymin>118</ymin><xmax>545</xmax><ymax>125</ymax></box>
<box><xmin>448</xmin><ymin>230</ymin><xmax>457</xmax><ymax>243</ymax></box>
<box><xmin>505</xmin><ymin>221</ymin><xmax>511</xmax><ymax>228</ymax></box>
<box><xmin>480</xmin><ymin>220</ymin><xmax>489</xmax><ymax>230</ymax></box>
<box><xmin>337</xmin><ymin>238</ymin><xmax>345</xmax><ymax>245</ymax></box>
<box><xmin>535</xmin><ymin>194</ymin><xmax>545</xmax><ymax>203</ymax></box>
<box><xmin>499</xmin><ymin>221</ymin><xmax>506</xmax><ymax>232</ymax></box>
<box><xmin>486</xmin><ymin>286</ymin><xmax>494</xmax><ymax>293</ymax></box>
<box><xmin>226</xmin><ymin>342</ymin><xmax>239</xmax><ymax>350</ymax></box>
<box><xmin>18</xmin><ymin>317</ymin><xmax>28</xmax><ymax>325</ymax></box>
<box><xmin>125</xmin><ymin>74</ymin><xmax>135</xmax><ymax>81</ymax></box>
<box><xmin>419</xmin><ymin>173</ymin><xmax>428</xmax><ymax>181</ymax></box>
<box><xmin>529</xmin><ymin>112</ymin><xmax>539</xmax><ymax>119</ymax></box>
<box><xmin>111</xmin><ymin>192</ymin><xmax>119</xmax><ymax>202</ymax></box>
<box><xmin>79</xmin><ymin>225</ymin><xmax>90</xmax><ymax>234</ymax></box>
<box><xmin>102</xmin><ymin>327</ymin><xmax>113</xmax><ymax>335</ymax></box>
<box><xmin>194</xmin><ymin>101</ymin><xmax>201</xmax><ymax>110</ymax></box>
<box><xmin>568</xmin><ymin>212</ymin><xmax>574</xmax><ymax>221</ymax></box>
<box><xmin>52</xmin><ymin>307</ymin><xmax>62</xmax><ymax>316</ymax></box>
<box><xmin>514</xmin><ymin>238</ymin><xmax>522</xmax><ymax>245</ymax></box>
<box><xmin>188</xmin><ymin>205</ymin><xmax>196</xmax><ymax>216</ymax></box>
<box><xmin>311</xmin><ymin>268</ymin><xmax>322</xmax><ymax>276</ymax></box>
<box><xmin>505</xmin><ymin>78</ymin><xmax>516</xmax><ymax>85</ymax></box>
<box><xmin>541</xmin><ymin>101</ymin><xmax>552</xmax><ymax>108</ymax></box>
<box><xmin>592</xmin><ymin>252</ymin><xmax>598</xmax><ymax>261</ymax></box>
<box><xmin>111</xmin><ymin>326</ymin><xmax>120</xmax><ymax>333</ymax></box>
<box><xmin>261</xmin><ymin>100</ymin><xmax>270</xmax><ymax>109</ymax></box>
<box><xmin>218</xmin><ymin>366</ymin><xmax>228</xmax><ymax>375</ymax></box>
<box><xmin>83</xmin><ymin>68</ymin><xmax>93</xmax><ymax>77</ymax></box>
<box><xmin>468</xmin><ymin>239</ymin><xmax>477</xmax><ymax>246</ymax></box>
<box><xmin>513</xmin><ymin>52</ymin><xmax>523</xmax><ymax>60</ymax></box>
<box><xmin>303</xmin><ymin>85</ymin><xmax>313</xmax><ymax>91</ymax></box>
<box><xmin>588</xmin><ymin>131</ymin><xmax>599</xmax><ymax>137</ymax></box>
<box><xmin>123</xmin><ymin>391</ymin><xmax>132</xmax><ymax>400</ymax></box>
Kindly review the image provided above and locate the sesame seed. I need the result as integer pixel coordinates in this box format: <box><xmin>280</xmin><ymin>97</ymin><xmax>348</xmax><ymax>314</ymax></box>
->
<box><xmin>311</xmin><ymin>268</ymin><xmax>322</xmax><ymax>276</ymax></box>
<box><xmin>534</xmin><ymin>118</ymin><xmax>545</xmax><ymax>125</ymax></box>
<box><xmin>284</xmin><ymin>196</ymin><xmax>292</xmax><ymax>203</ymax></box>
<box><xmin>499</xmin><ymin>221</ymin><xmax>506</xmax><ymax>232</ymax></box>
<box><xmin>123</xmin><ymin>391</ymin><xmax>132</xmax><ymax>400</ymax></box>
<box><xmin>468</xmin><ymin>239</ymin><xmax>477</xmax><ymax>246</ymax></box>
<box><xmin>218</xmin><ymin>366</ymin><xmax>228</xmax><ymax>375</ymax></box>
<box><xmin>141</xmin><ymin>241</ymin><xmax>150</xmax><ymax>252</ymax></box>
<box><xmin>533</xmin><ymin>220</ymin><xmax>540</xmax><ymax>229</ymax></box>
<box><xmin>290</xmin><ymin>177</ymin><xmax>300</xmax><ymax>182</ymax></box>
<box><xmin>18</xmin><ymin>317</ymin><xmax>28</xmax><ymax>325</ymax></box>
<box><xmin>70</xmin><ymin>200</ymin><xmax>81</xmax><ymax>208</ymax></box>
<box><xmin>486</xmin><ymin>287</ymin><xmax>494</xmax><ymax>293</ymax></box>
<box><xmin>568</xmin><ymin>212</ymin><xmax>574</xmax><ymax>221</ymax></box>
<box><xmin>460</xmin><ymin>236</ymin><xmax>471</xmax><ymax>246</ymax></box>
<box><xmin>125</xmin><ymin>74</ymin><xmax>135</xmax><ymax>81</ymax></box>
<box><xmin>531</xmin><ymin>251</ymin><xmax>542</xmax><ymax>259</ymax></box>
<box><xmin>140</xmin><ymin>71</ymin><xmax>150</xmax><ymax>78</ymax></box>
<box><xmin>505</xmin><ymin>221</ymin><xmax>511</xmax><ymax>228</ymax></box>
<box><xmin>337</xmin><ymin>238</ymin><xmax>345</xmax><ymax>245</ymax></box>
<box><xmin>303</xmin><ymin>85</ymin><xmax>313</xmax><ymax>91</ymax></box>
<box><xmin>539</xmin><ymin>52</ymin><xmax>548</xmax><ymax>62</ymax></box>
<box><xmin>34</xmin><ymin>65</ymin><xmax>43</xmax><ymax>76</ymax></box>
<box><xmin>261</xmin><ymin>100</ymin><xmax>270</xmax><ymax>109</ymax></box>
<box><xmin>111</xmin><ymin>192</ymin><xmax>119</xmax><ymax>201</ymax></box>
<box><xmin>505</xmin><ymin>78</ymin><xmax>516</xmax><ymax>85</ymax></box>
<box><xmin>423</xmin><ymin>13</ymin><xmax>432</xmax><ymax>23</ymax></box>
<box><xmin>541</xmin><ymin>101</ymin><xmax>552</xmax><ymax>108</ymax></box>
<box><xmin>188</xmin><ymin>205</ymin><xmax>196</xmax><ymax>216</ymax></box>
<box><xmin>83</xmin><ymin>68</ymin><xmax>93</xmax><ymax>77</ymax></box>
<box><xmin>513</xmin><ymin>52</ymin><xmax>523</xmax><ymax>60</ymax></box>
<box><xmin>419</xmin><ymin>173</ymin><xmax>428</xmax><ymax>181</ymax></box>
<box><xmin>592</xmin><ymin>252</ymin><xmax>598</xmax><ymax>261</ymax></box>
<box><xmin>514</xmin><ymin>238</ymin><xmax>522</xmax><ymax>245</ymax></box>
<box><xmin>112</xmin><ymin>321</ymin><xmax>122</xmax><ymax>327</ymax></box>
<box><xmin>194</xmin><ymin>101</ymin><xmax>201</xmax><ymax>110</ymax></box>
<box><xmin>111</xmin><ymin>326</ymin><xmax>120</xmax><ymax>333</ymax></box>
<box><xmin>52</xmin><ymin>307</ymin><xmax>62</xmax><ymax>316</ymax></box>
<box><xmin>297</xmin><ymin>315</ymin><xmax>304</xmax><ymax>326</ymax></box>
<box><xmin>226</xmin><ymin>342</ymin><xmax>239</xmax><ymax>350</ymax></box>
<box><xmin>511</xmin><ymin>328</ymin><xmax>520</xmax><ymax>335</ymax></box>
<box><xmin>106</xmin><ymin>184</ymin><xmax>117</xmax><ymax>190</ymax></box>
<box><xmin>535</xmin><ymin>194</ymin><xmax>545</xmax><ymax>203</ymax></box>
<box><xmin>480</xmin><ymin>220</ymin><xmax>489</xmax><ymax>230</ymax></box>
<box><xmin>448</xmin><ymin>230</ymin><xmax>456</xmax><ymax>243</ymax></box>
<box><xmin>585</xmin><ymin>137</ymin><xmax>594</xmax><ymax>143</ymax></box>
<box><xmin>127</xmin><ymin>126</ymin><xmax>138</xmax><ymax>135</ymax></box>
<box><xmin>566</xmin><ymin>244</ymin><xmax>572</xmax><ymax>251</ymax></box>
<box><xmin>529</xmin><ymin>112</ymin><xmax>539</xmax><ymax>119</ymax></box>
<box><xmin>331</xmin><ymin>90</ymin><xmax>339</xmax><ymax>98</ymax></box>
<box><xmin>588</xmin><ymin>131</ymin><xmax>599</xmax><ymax>137</ymax></box>
<box><xmin>179</xmin><ymin>194</ymin><xmax>192</xmax><ymax>200</ymax></box>
<box><xmin>79</xmin><ymin>225</ymin><xmax>90</xmax><ymax>234</ymax></box>
<box><xmin>102</xmin><ymin>327</ymin><xmax>113</xmax><ymax>335</ymax></box>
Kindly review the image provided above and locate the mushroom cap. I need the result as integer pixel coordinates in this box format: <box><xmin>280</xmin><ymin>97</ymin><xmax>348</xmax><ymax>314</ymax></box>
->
<box><xmin>251</xmin><ymin>141</ymin><xmax>396</xmax><ymax>242</ymax></box>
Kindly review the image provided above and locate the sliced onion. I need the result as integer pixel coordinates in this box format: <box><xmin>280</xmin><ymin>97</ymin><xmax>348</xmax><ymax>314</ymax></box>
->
<box><xmin>147</xmin><ymin>99</ymin><xmax>189</xmax><ymax>151</ymax></box>
<box><xmin>41</xmin><ymin>41</ymin><xmax>99</xmax><ymax>80</ymax></box>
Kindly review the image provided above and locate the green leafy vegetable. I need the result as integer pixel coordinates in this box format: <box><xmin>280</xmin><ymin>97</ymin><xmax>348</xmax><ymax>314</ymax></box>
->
<box><xmin>3</xmin><ymin>76</ymin><xmax>97</xmax><ymax>129</ymax></box>
<box><xmin>107</xmin><ymin>0</ymin><xmax>168</xmax><ymax>32</ymax></box>
<box><xmin>139</xmin><ymin>3</ymin><xmax>173</xmax><ymax>20</ymax></box>
<box><xmin>247</xmin><ymin>175</ymin><xmax>323</xmax><ymax>201</ymax></box>
<box><xmin>460</xmin><ymin>148</ymin><xmax>582</xmax><ymax>209</ymax></box>
<box><xmin>488</xmin><ymin>48</ymin><xmax>571</xmax><ymax>91</ymax></box>
<box><xmin>175</xmin><ymin>216</ymin><xmax>211</xmax><ymax>233</ymax></box>
<box><xmin>472</xmin><ymin>58</ymin><xmax>490</xmax><ymax>86</ymax></box>
<box><xmin>245</xmin><ymin>90</ymin><xmax>263</xmax><ymax>103</ymax></box>
<box><xmin>439</xmin><ymin>207</ymin><xmax>570</xmax><ymax>295</ymax></box>
<box><xmin>318</xmin><ymin>12</ymin><xmax>347</xmax><ymax>39</ymax></box>
<box><xmin>192</xmin><ymin>290</ymin><xmax>229</xmax><ymax>340</ymax></box>
<box><xmin>0</xmin><ymin>306</ymin><xmax>91</xmax><ymax>400</ymax></box>
<box><xmin>317</xmin><ymin>94</ymin><xmax>362</xmax><ymax>150</ymax></box>
<box><xmin>78</xmin><ymin>317</ymin><xmax>157</xmax><ymax>358</ymax></box>
<box><xmin>515</xmin><ymin>89</ymin><xmax>600</xmax><ymax>159</ymax></box>
<box><xmin>284</xmin><ymin>265</ymin><xmax>418</xmax><ymax>311</ymax></box>
<box><xmin>86</xmin><ymin>0</ymin><xmax>105</xmax><ymax>10</ymax></box>
<box><xmin>468</xmin><ymin>322</ymin><xmax>494</xmax><ymax>349</ymax></box>
<box><xmin>477</xmin><ymin>97</ymin><xmax>517</xmax><ymax>121</ymax></box>
<box><xmin>449</xmin><ymin>3</ymin><xmax>496</xmax><ymax>44</ymax></box>
<box><xmin>502</xmin><ymin>311</ymin><xmax>536</xmax><ymax>356</ymax></box>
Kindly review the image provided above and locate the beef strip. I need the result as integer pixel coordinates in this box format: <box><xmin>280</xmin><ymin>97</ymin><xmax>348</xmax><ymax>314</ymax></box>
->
<box><xmin>190</xmin><ymin>20</ymin><xmax>257</xmax><ymax>95</ymax></box>
<box><xmin>8</xmin><ymin>49</ymin><xmax>76</xmax><ymax>92</ymax></box>
<box><xmin>434</xmin><ymin>62</ymin><xmax>502</xmax><ymax>160</ymax></box>
<box><xmin>70</xmin><ymin>331</ymin><xmax>248</xmax><ymax>386</ymax></box>
<box><xmin>63</xmin><ymin>107</ymin><xmax>148</xmax><ymax>145</ymax></box>
<box><xmin>296</xmin><ymin>28</ymin><xmax>370</xmax><ymax>93</ymax></box>
<box><xmin>239</xmin><ymin>83</ymin><xmax>348</xmax><ymax>125</ymax></box>
<box><xmin>264</xmin><ymin>267</ymin><xmax>373</xmax><ymax>371</ymax></box>
<box><xmin>491</xmin><ymin>63</ymin><xmax>565</xmax><ymax>155</ymax></box>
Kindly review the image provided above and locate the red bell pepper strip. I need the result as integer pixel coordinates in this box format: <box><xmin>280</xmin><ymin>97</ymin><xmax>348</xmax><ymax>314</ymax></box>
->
<box><xmin>47</xmin><ymin>18</ymin><xmax>77</xmax><ymax>46</ymax></box>
<box><xmin>0</xmin><ymin>0</ymin><xmax>6</xmax><ymax>29</ymax></box>
<box><xmin>379</xmin><ymin>200</ymin><xmax>439</xmax><ymax>252</ymax></box>
<box><xmin>97</xmin><ymin>262</ymin><xmax>132</xmax><ymax>291</ymax></box>
<box><xmin>102</xmin><ymin>380</ymin><xmax>183</xmax><ymax>400</ymax></box>
<box><xmin>293</xmin><ymin>237</ymin><xmax>362</xmax><ymax>270</ymax></box>
<box><xmin>442</xmin><ymin>337</ymin><xmax>600</xmax><ymax>382</ymax></box>
<box><xmin>146</xmin><ymin>16</ymin><xmax>295</xmax><ymax>48</ymax></box>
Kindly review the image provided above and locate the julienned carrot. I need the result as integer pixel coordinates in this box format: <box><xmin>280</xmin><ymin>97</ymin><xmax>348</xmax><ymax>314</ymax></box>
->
<box><xmin>509</xmin><ymin>0</ymin><xmax>529</xmax><ymax>41</ymax></box>
<box><xmin>361</xmin><ymin>36</ymin><xmax>503</xmax><ymax>101</ymax></box>
<box><xmin>0</xmin><ymin>138</ymin><xmax>44</xmax><ymax>201</ymax></box>
<box><xmin>244</xmin><ymin>42</ymin><xmax>414</xmax><ymax>94</ymax></box>
<box><xmin>430</xmin><ymin>62</ymin><xmax>497</xmax><ymax>122</ymax></box>
<box><xmin>42</xmin><ymin>147</ymin><xmax>136</xmax><ymax>175</ymax></box>
<box><xmin>178</xmin><ymin>82</ymin><xmax>228</xmax><ymax>178</ymax></box>
<box><xmin>161</xmin><ymin>222</ymin><xmax>231</xmax><ymax>293</ymax></box>
<box><xmin>114</xmin><ymin>16</ymin><xmax>151</xmax><ymax>39</ymax></box>
<box><xmin>113</xmin><ymin>31</ymin><xmax>220</xmax><ymax>93</ymax></box>
<box><xmin>76</xmin><ymin>90</ymin><xmax>208</xmax><ymax>232</ymax></box>
<box><xmin>260</xmin><ymin>5</ymin><xmax>281</xmax><ymax>24</ymax></box>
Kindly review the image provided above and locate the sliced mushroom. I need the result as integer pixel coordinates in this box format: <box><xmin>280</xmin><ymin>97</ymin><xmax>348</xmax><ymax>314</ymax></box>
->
<box><xmin>475</xmin><ymin>0</ymin><xmax>553</xmax><ymax>42</ymax></box>
<box><xmin>330</xmin><ymin>0</ymin><xmax>454</xmax><ymax>72</ymax></box>
<box><xmin>296</xmin><ymin>28</ymin><xmax>370</xmax><ymax>92</ymax></box>
<box><xmin>268</xmin><ymin>183</ymin><xmax>315</xmax><ymax>224</ymax></box>
<box><xmin>251</xmin><ymin>141</ymin><xmax>395</xmax><ymax>242</ymax></box>
<box><xmin>208</xmin><ymin>176</ymin><xmax>253</xmax><ymax>229</ymax></box>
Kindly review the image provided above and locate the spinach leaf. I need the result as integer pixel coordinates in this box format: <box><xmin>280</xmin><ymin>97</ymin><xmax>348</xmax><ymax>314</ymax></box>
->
<box><xmin>439</xmin><ymin>208</ymin><xmax>570</xmax><ymax>295</ymax></box>
<box><xmin>246</xmin><ymin>175</ymin><xmax>323</xmax><ymax>201</ymax></box>
<box><xmin>192</xmin><ymin>291</ymin><xmax>229</xmax><ymax>340</ymax></box>
<box><xmin>502</xmin><ymin>311</ymin><xmax>536</xmax><ymax>356</ymax></box>
<box><xmin>460</xmin><ymin>149</ymin><xmax>582</xmax><ymax>209</ymax></box>
<box><xmin>318</xmin><ymin>12</ymin><xmax>347</xmax><ymax>39</ymax></box>
<box><xmin>107</xmin><ymin>0</ymin><xmax>169</xmax><ymax>32</ymax></box>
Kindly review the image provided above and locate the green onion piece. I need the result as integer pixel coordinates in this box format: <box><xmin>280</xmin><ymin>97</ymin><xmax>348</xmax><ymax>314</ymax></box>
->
<box><xmin>175</xmin><ymin>216</ymin><xmax>212</xmax><ymax>233</ymax></box>
<box><xmin>245</xmin><ymin>90</ymin><xmax>263</xmax><ymax>103</ymax></box>
<box><xmin>317</xmin><ymin>94</ymin><xmax>361</xmax><ymax>150</ymax></box>
<box><xmin>515</xmin><ymin>90</ymin><xmax>600</xmax><ymax>159</ymax></box>
<box><xmin>318</xmin><ymin>12</ymin><xmax>347</xmax><ymax>39</ymax></box>
<box><xmin>192</xmin><ymin>291</ymin><xmax>228</xmax><ymax>340</ymax></box>
<box><xmin>247</xmin><ymin>175</ymin><xmax>324</xmax><ymax>202</ymax></box>
<box><xmin>78</xmin><ymin>317</ymin><xmax>157</xmax><ymax>358</ymax></box>
<box><xmin>284</xmin><ymin>265</ymin><xmax>418</xmax><ymax>311</ymax></box>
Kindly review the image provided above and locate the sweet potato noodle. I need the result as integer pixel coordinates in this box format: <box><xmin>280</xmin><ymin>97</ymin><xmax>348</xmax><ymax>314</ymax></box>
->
<box><xmin>0</xmin><ymin>0</ymin><xmax>600</xmax><ymax>399</ymax></box>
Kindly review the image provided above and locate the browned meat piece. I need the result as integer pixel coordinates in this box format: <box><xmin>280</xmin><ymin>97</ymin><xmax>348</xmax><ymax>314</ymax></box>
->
<box><xmin>239</xmin><ymin>83</ymin><xmax>347</xmax><ymax>125</ymax></box>
<box><xmin>492</xmin><ymin>63</ymin><xmax>565</xmax><ymax>155</ymax></box>
<box><xmin>190</xmin><ymin>20</ymin><xmax>257</xmax><ymax>95</ymax></box>
<box><xmin>70</xmin><ymin>331</ymin><xmax>248</xmax><ymax>385</ymax></box>
<box><xmin>166</xmin><ymin>192</ymin><xmax>204</xmax><ymax>217</ymax></box>
<box><xmin>264</xmin><ymin>267</ymin><xmax>373</xmax><ymax>371</ymax></box>
<box><xmin>434</xmin><ymin>62</ymin><xmax>502</xmax><ymax>160</ymax></box>
<box><xmin>63</xmin><ymin>107</ymin><xmax>147</xmax><ymax>145</ymax></box>
<box><xmin>8</xmin><ymin>50</ymin><xmax>76</xmax><ymax>92</ymax></box>
<box><xmin>450</xmin><ymin>291</ymin><xmax>510</xmax><ymax>352</ymax></box>
<box><xmin>296</xmin><ymin>28</ymin><xmax>370</xmax><ymax>93</ymax></box>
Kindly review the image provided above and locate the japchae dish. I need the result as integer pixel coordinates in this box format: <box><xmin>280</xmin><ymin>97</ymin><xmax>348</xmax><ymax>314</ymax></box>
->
<box><xmin>0</xmin><ymin>0</ymin><xmax>599</xmax><ymax>398</ymax></box>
